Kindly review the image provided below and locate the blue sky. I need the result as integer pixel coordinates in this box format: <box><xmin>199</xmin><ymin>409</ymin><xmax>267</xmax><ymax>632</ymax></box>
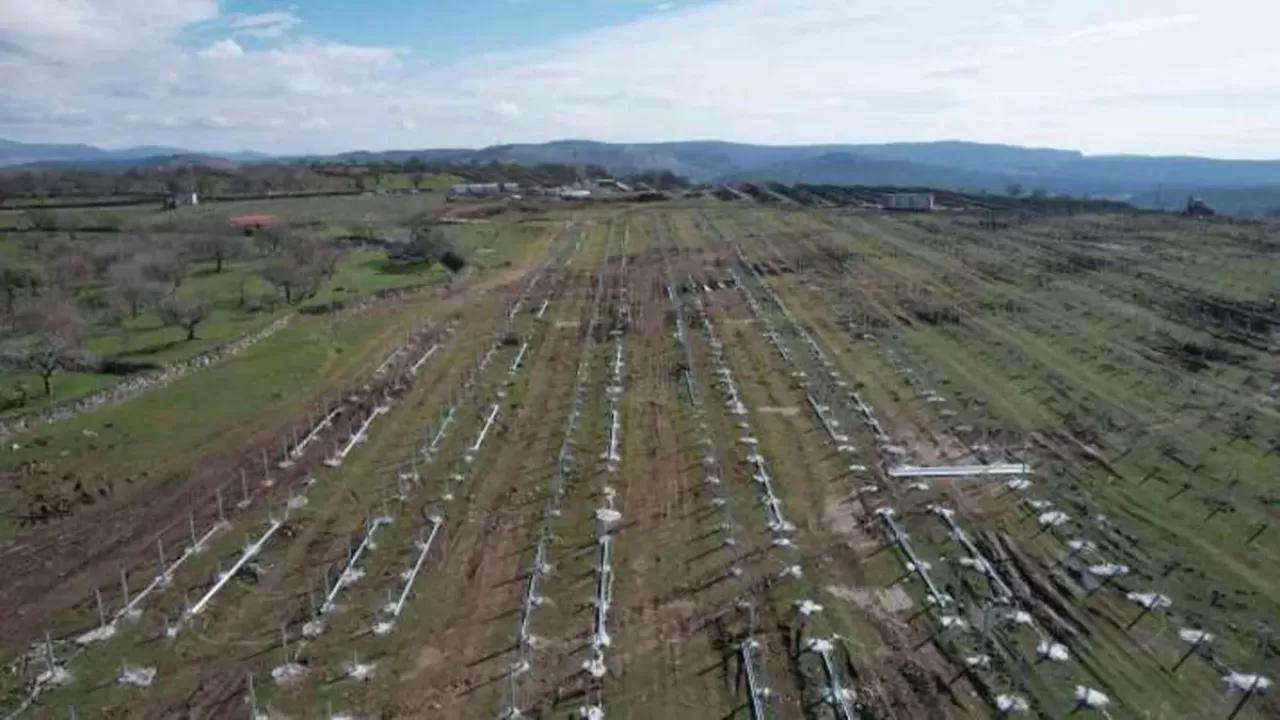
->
<box><xmin>2</xmin><ymin>0</ymin><xmax>1279</xmax><ymax>157</ymax></box>
<box><xmin>255</xmin><ymin>0</ymin><xmax>700</xmax><ymax>64</ymax></box>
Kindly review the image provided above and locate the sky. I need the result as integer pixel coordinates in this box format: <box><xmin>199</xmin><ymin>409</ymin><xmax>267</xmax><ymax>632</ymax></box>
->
<box><xmin>2</xmin><ymin>0</ymin><xmax>1279</xmax><ymax>158</ymax></box>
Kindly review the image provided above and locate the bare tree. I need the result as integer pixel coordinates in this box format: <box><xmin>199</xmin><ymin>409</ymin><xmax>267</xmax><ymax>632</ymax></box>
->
<box><xmin>44</xmin><ymin>251</ymin><xmax>92</xmax><ymax>293</ymax></box>
<box><xmin>237</xmin><ymin>273</ymin><xmax>252</xmax><ymax>309</ymax></box>
<box><xmin>261</xmin><ymin>261</ymin><xmax>319</xmax><ymax>305</ymax></box>
<box><xmin>24</xmin><ymin>208</ymin><xmax>58</xmax><ymax>232</ymax></box>
<box><xmin>0</xmin><ymin>266</ymin><xmax>43</xmax><ymax>315</ymax></box>
<box><xmin>397</xmin><ymin>218</ymin><xmax>466</xmax><ymax>271</ymax></box>
<box><xmin>86</xmin><ymin>238</ymin><xmax>134</xmax><ymax>281</ymax></box>
<box><xmin>310</xmin><ymin>242</ymin><xmax>343</xmax><ymax>280</ymax></box>
<box><xmin>139</xmin><ymin>247</ymin><xmax>189</xmax><ymax>290</ymax></box>
<box><xmin>1</xmin><ymin>294</ymin><xmax>87</xmax><ymax>398</ymax></box>
<box><xmin>194</xmin><ymin>227</ymin><xmax>248</xmax><ymax>273</ymax></box>
<box><xmin>93</xmin><ymin>213</ymin><xmax>124</xmax><ymax>232</ymax></box>
<box><xmin>108</xmin><ymin>260</ymin><xmax>165</xmax><ymax>318</ymax></box>
<box><xmin>396</xmin><ymin>219</ymin><xmax>451</xmax><ymax>262</ymax></box>
<box><xmin>258</xmin><ymin>233</ymin><xmax>341</xmax><ymax>303</ymax></box>
<box><xmin>255</xmin><ymin>225</ymin><xmax>288</xmax><ymax>255</ymax></box>
<box><xmin>158</xmin><ymin>294</ymin><xmax>211</xmax><ymax>341</ymax></box>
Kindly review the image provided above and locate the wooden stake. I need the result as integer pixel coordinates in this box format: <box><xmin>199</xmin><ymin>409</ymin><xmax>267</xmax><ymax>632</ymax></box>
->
<box><xmin>246</xmin><ymin>672</ymin><xmax>259</xmax><ymax>716</ymax></box>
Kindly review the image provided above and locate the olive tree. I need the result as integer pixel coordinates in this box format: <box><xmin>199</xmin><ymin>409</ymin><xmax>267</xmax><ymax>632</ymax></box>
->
<box><xmin>0</xmin><ymin>294</ymin><xmax>88</xmax><ymax>398</ymax></box>
<box><xmin>158</xmin><ymin>294</ymin><xmax>211</xmax><ymax>341</ymax></box>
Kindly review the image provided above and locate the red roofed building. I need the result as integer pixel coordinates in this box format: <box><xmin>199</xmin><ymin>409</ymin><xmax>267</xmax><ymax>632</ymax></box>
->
<box><xmin>229</xmin><ymin>214</ymin><xmax>282</xmax><ymax>230</ymax></box>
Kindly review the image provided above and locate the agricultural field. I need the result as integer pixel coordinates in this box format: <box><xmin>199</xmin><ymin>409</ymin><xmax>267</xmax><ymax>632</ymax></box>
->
<box><xmin>0</xmin><ymin>190</ymin><xmax>545</xmax><ymax>420</ymax></box>
<box><xmin>0</xmin><ymin>200</ymin><xmax>1277</xmax><ymax>719</ymax></box>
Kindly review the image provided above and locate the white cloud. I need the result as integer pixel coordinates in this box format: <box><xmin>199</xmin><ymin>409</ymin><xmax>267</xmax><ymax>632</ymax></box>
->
<box><xmin>198</xmin><ymin>38</ymin><xmax>244</xmax><ymax>60</ymax></box>
<box><xmin>1051</xmin><ymin>14</ymin><xmax>1201</xmax><ymax>46</ymax></box>
<box><xmin>2</xmin><ymin>0</ymin><xmax>1280</xmax><ymax>158</ymax></box>
<box><xmin>493</xmin><ymin>101</ymin><xmax>523</xmax><ymax>119</ymax></box>
<box><xmin>227</xmin><ymin>11</ymin><xmax>302</xmax><ymax>39</ymax></box>
<box><xmin>0</xmin><ymin>103</ymin><xmax>90</xmax><ymax>127</ymax></box>
<box><xmin>0</xmin><ymin>0</ymin><xmax>218</xmax><ymax>63</ymax></box>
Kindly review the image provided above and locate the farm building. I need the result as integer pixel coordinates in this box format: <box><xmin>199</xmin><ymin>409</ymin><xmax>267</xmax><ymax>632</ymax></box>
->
<box><xmin>229</xmin><ymin>214</ymin><xmax>282</xmax><ymax>232</ymax></box>
<box><xmin>883</xmin><ymin>193</ymin><xmax>936</xmax><ymax>211</ymax></box>
<box><xmin>1183</xmin><ymin>195</ymin><xmax>1216</xmax><ymax>217</ymax></box>
<box><xmin>449</xmin><ymin>182</ymin><xmax>520</xmax><ymax>197</ymax></box>
<box><xmin>162</xmin><ymin>192</ymin><xmax>199</xmax><ymax>210</ymax></box>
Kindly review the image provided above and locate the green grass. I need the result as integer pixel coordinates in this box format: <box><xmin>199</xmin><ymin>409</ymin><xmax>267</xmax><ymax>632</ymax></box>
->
<box><xmin>0</xmin><ymin>190</ymin><xmax>486</xmax><ymax>414</ymax></box>
<box><xmin>0</xmin><ymin>303</ymin><xmax>413</xmax><ymax>538</ymax></box>
<box><xmin>7</xmin><ymin>204</ymin><xmax>1277</xmax><ymax>718</ymax></box>
<box><xmin>371</xmin><ymin>172</ymin><xmax>463</xmax><ymax>192</ymax></box>
<box><xmin>0</xmin><ymin>248</ymin><xmax>443</xmax><ymax>414</ymax></box>
<box><xmin>707</xmin><ymin>206</ymin><xmax>1280</xmax><ymax>716</ymax></box>
<box><xmin>138</xmin><ymin>192</ymin><xmax>446</xmax><ymax>235</ymax></box>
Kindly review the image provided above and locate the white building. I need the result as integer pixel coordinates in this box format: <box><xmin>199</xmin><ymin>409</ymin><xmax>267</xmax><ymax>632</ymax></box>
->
<box><xmin>883</xmin><ymin>193</ymin><xmax>935</xmax><ymax>211</ymax></box>
<box><xmin>449</xmin><ymin>182</ymin><xmax>520</xmax><ymax>196</ymax></box>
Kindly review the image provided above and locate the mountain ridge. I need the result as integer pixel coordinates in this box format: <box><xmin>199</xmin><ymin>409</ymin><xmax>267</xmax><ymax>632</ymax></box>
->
<box><xmin>4</xmin><ymin>137</ymin><xmax>1280</xmax><ymax>212</ymax></box>
<box><xmin>0</xmin><ymin>138</ymin><xmax>268</xmax><ymax>168</ymax></box>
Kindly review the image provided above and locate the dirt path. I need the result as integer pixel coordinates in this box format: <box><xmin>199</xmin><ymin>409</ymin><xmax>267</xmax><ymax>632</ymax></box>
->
<box><xmin>387</xmin><ymin>274</ymin><xmax>592</xmax><ymax>718</ymax></box>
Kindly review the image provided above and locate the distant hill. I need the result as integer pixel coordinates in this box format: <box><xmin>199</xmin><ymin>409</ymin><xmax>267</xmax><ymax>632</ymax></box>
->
<box><xmin>335</xmin><ymin>140</ymin><xmax>1280</xmax><ymax>212</ymax></box>
<box><xmin>447</xmin><ymin>140</ymin><xmax>852</xmax><ymax>180</ymax></box>
<box><xmin>323</xmin><ymin>148</ymin><xmax>472</xmax><ymax>163</ymax></box>
<box><xmin>722</xmin><ymin>151</ymin><xmax>1011</xmax><ymax>190</ymax></box>
<box><xmin>717</xmin><ymin>142</ymin><xmax>1280</xmax><ymax>213</ymax></box>
<box><xmin>5</xmin><ymin>136</ymin><xmax>1280</xmax><ymax>214</ymax></box>
<box><xmin>1130</xmin><ymin>185</ymin><xmax>1280</xmax><ymax>216</ymax></box>
<box><xmin>826</xmin><ymin>141</ymin><xmax>1084</xmax><ymax>175</ymax></box>
<box><xmin>0</xmin><ymin>138</ymin><xmax>267</xmax><ymax>168</ymax></box>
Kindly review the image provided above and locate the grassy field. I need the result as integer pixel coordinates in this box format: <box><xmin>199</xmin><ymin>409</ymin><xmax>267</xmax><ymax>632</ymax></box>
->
<box><xmin>0</xmin><ymin>202</ymin><xmax>1276</xmax><ymax>719</ymax></box>
<box><xmin>370</xmin><ymin>171</ymin><xmax>464</xmax><ymax>192</ymax></box>
<box><xmin>0</xmin><ymin>191</ymin><xmax>501</xmax><ymax>415</ymax></box>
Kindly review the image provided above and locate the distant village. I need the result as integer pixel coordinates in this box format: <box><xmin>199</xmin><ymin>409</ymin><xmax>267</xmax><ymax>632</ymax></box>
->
<box><xmin>445</xmin><ymin>177</ymin><xmax>634</xmax><ymax>200</ymax></box>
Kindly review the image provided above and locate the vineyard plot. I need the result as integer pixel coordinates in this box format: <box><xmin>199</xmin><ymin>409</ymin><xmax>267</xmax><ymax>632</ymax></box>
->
<box><xmin>3</xmin><ymin>207</ymin><xmax>1277</xmax><ymax>719</ymax></box>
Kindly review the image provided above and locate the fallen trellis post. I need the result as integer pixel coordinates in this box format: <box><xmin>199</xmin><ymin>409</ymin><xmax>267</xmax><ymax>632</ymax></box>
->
<box><xmin>876</xmin><ymin>507</ymin><xmax>950</xmax><ymax>608</ymax></box>
<box><xmin>1223</xmin><ymin>671</ymin><xmax>1272</xmax><ymax>719</ymax></box>
<box><xmin>1125</xmin><ymin>591</ymin><xmax>1172</xmax><ymax>628</ymax></box>
<box><xmin>931</xmin><ymin>505</ymin><xmax>1014</xmax><ymax>603</ymax></box>
<box><xmin>320</xmin><ymin>515</ymin><xmax>392</xmax><ymax>615</ymax></box>
<box><xmin>290</xmin><ymin>405</ymin><xmax>343</xmax><ymax>461</ymax></box>
<box><xmin>179</xmin><ymin>516</ymin><xmax>286</xmax><ymax>628</ymax></box>
<box><xmin>739</xmin><ymin>637</ymin><xmax>770</xmax><ymax>720</ymax></box>
<box><xmin>408</xmin><ymin>343</ymin><xmax>440</xmax><ymax>375</ymax></box>
<box><xmin>325</xmin><ymin>405</ymin><xmax>390</xmax><ymax>467</ymax></box>
<box><xmin>466</xmin><ymin>403</ymin><xmax>501</xmax><ymax>461</ymax></box>
<box><xmin>517</xmin><ymin>538</ymin><xmax>550</xmax><ymax>650</ymax></box>
<box><xmin>375</xmin><ymin>515</ymin><xmax>442</xmax><ymax>634</ymax></box>
<box><xmin>890</xmin><ymin>464</ymin><xmax>1030</xmax><ymax>479</ymax></box>
<box><xmin>805</xmin><ymin>636</ymin><xmax>858</xmax><ymax>720</ymax></box>
<box><xmin>1173</xmin><ymin>628</ymin><xmax>1214</xmax><ymax>671</ymax></box>
<box><xmin>423</xmin><ymin>405</ymin><xmax>457</xmax><ymax>459</ymax></box>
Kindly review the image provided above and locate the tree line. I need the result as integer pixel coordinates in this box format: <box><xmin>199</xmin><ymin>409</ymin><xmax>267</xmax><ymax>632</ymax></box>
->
<box><xmin>0</xmin><ymin>222</ymin><xmax>345</xmax><ymax>402</ymax></box>
<box><xmin>0</xmin><ymin>157</ymin><xmax>691</xmax><ymax>205</ymax></box>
